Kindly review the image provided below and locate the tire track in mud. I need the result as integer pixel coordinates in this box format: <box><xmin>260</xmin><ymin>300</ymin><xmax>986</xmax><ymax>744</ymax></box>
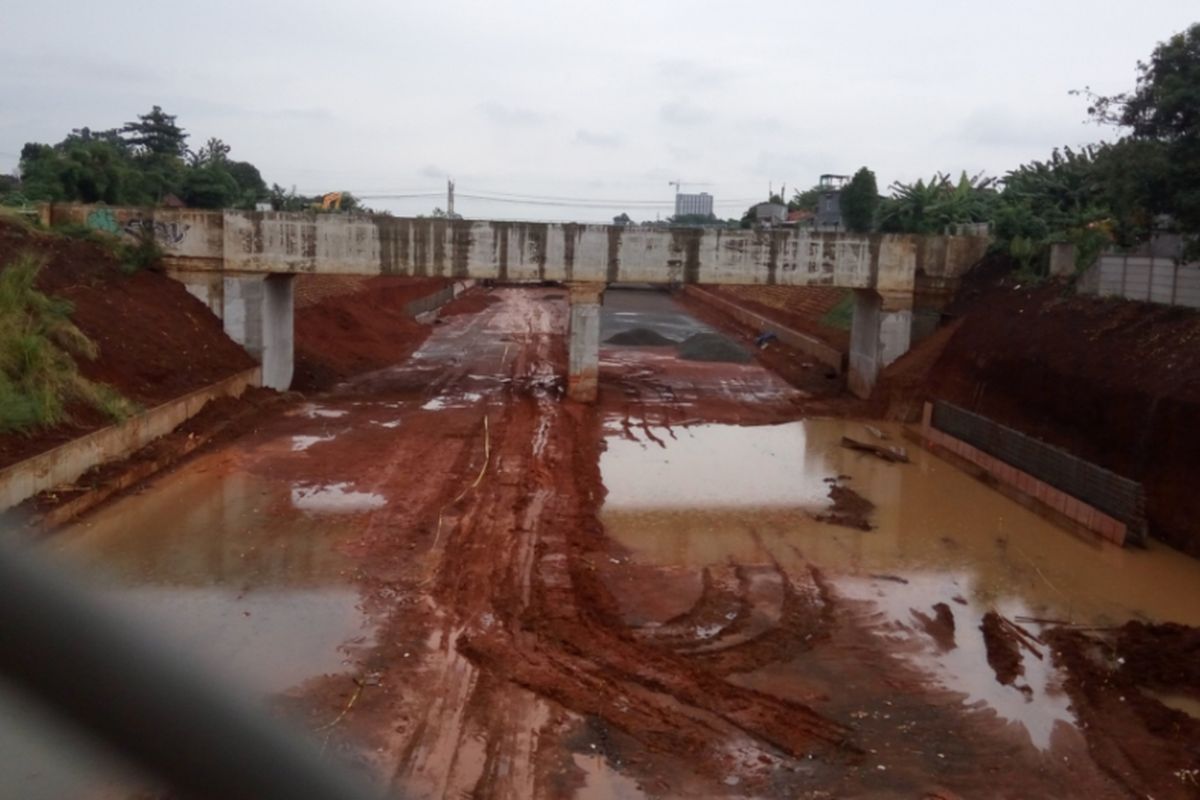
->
<box><xmin>297</xmin><ymin>288</ymin><xmax>1139</xmax><ymax>798</ymax></box>
<box><xmin>366</xmin><ymin>290</ymin><xmax>858</xmax><ymax>796</ymax></box>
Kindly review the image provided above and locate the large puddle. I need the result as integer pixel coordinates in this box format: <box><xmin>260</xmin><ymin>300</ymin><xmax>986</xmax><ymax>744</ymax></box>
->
<box><xmin>2</xmin><ymin>433</ymin><xmax>380</xmax><ymax>799</ymax></box>
<box><xmin>600</xmin><ymin>418</ymin><xmax>1200</xmax><ymax>750</ymax></box>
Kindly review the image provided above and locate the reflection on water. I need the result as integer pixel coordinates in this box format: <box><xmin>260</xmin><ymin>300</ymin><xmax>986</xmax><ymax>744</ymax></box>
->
<box><xmin>602</xmin><ymin>422</ymin><xmax>830</xmax><ymax>510</ymax></box>
<box><xmin>600</xmin><ymin>419</ymin><xmax>1200</xmax><ymax>749</ymax></box>
<box><xmin>291</xmin><ymin>481</ymin><xmax>387</xmax><ymax>514</ymax></box>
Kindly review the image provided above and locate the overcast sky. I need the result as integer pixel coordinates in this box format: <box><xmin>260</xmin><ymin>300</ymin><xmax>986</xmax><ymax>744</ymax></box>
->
<box><xmin>2</xmin><ymin>1</ymin><xmax>1196</xmax><ymax>222</ymax></box>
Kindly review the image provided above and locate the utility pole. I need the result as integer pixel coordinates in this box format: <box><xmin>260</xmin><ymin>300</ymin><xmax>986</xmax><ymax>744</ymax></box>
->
<box><xmin>447</xmin><ymin>178</ymin><xmax>455</xmax><ymax>219</ymax></box>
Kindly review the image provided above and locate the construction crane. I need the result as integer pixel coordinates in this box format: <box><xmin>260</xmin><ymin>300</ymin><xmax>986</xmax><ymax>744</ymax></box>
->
<box><xmin>669</xmin><ymin>179</ymin><xmax>712</xmax><ymax>194</ymax></box>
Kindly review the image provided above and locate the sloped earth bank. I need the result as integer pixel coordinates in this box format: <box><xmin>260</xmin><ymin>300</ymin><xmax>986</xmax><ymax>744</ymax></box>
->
<box><xmin>23</xmin><ymin>287</ymin><xmax>1200</xmax><ymax>798</ymax></box>
<box><xmin>879</xmin><ymin>279</ymin><xmax>1200</xmax><ymax>557</ymax></box>
<box><xmin>0</xmin><ymin>222</ymin><xmax>255</xmax><ymax>468</ymax></box>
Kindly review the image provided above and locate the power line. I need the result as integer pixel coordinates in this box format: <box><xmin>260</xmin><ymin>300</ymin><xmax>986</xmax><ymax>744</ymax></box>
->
<box><xmin>356</xmin><ymin>190</ymin><xmax>765</xmax><ymax>209</ymax></box>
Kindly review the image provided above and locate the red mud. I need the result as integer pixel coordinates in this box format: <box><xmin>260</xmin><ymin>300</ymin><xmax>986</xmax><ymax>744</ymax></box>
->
<box><xmin>0</xmin><ymin>221</ymin><xmax>255</xmax><ymax>468</ymax></box>
<box><xmin>814</xmin><ymin>481</ymin><xmax>874</xmax><ymax>531</ymax></box>
<box><xmin>912</xmin><ymin>602</ymin><xmax>957</xmax><ymax>651</ymax></box>
<box><xmin>26</xmin><ymin>274</ymin><xmax>1200</xmax><ymax>797</ymax></box>
<box><xmin>979</xmin><ymin>611</ymin><xmax>1024</xmax><ymax>686</ymax></box>
<box><xmin>253</xmin><ymin>289</ymin><xmax>1159</xmax><ymax>798</ymax></box>
<box><xmin>1048</xmin><ymin>622</ymin><xmax>1200</xmax><ymax>799</ymax></box>
<box><xmin>292</xmin><ymin>275</ymin><xmax>450</xmax><ymax>391</ymax></box>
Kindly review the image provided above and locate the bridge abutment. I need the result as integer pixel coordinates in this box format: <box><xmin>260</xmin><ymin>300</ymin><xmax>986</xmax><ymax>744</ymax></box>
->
<box><xmin>566</xmin><ymin>283</ymin><xmax>605</xmax><ymax>403</ymax></box>
<box><xmin>848</xmin><ymin>289</ymin><xmax>912</xmax><ymax>399</ymax></box>
<box><xmin>222</xmin><ymin>274</ymin><xmax>295</xmax><ymax>391</ymax></box>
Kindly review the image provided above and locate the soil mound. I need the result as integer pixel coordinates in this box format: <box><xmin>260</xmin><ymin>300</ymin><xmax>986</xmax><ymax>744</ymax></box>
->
<box><xmin>0</xmin><ymin>221</ymin><xmax>255</xmax><ymax>469</ymax></box>
<box><xmin>292</xmin><ymin>276</ymin><xmax>449</xmax><ymax>391</ymax></box>
<box><xmin>605</xmin><ymin>327</ymin><xmax>676</xmax><ymax>346</ymax></box>
<box><xmin>676</xmin><ymin>332</ymin><xmax>752</xmax><ymax>364</ymax></box>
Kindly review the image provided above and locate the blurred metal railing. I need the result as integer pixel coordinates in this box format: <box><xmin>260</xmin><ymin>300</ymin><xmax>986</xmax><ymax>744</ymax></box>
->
<box><xmin>0</xmin><ymin>537</ymin><xmax>388</xmax><ymax>800</ymax></box>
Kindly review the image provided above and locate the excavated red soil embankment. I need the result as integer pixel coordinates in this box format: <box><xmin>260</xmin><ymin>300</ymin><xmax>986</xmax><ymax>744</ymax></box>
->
<box><xmin>291</xmin><ymin>275</ymin><xmax>452</xmax><ymax>391</ymax></box>
<box><xmin>0</xmin><ymin>221</ymin><xmax>255</xmax><ymax>469</ymax></box>
<box><xmin>880</xmin><ymin>275</ymin><xmax>1200</xmax><ymax>556</ymax></box>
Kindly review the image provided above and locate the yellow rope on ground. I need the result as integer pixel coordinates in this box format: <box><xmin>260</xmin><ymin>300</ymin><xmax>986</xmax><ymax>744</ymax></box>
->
<box><xmin>316</xmin><ymin>678</ymin><xmax>364</xmax><ymax>733</ymax></box>
<box><xmin>431</xmin><ymin>414</ymin><xmax>491</xmax><ymax>550</ymax></box>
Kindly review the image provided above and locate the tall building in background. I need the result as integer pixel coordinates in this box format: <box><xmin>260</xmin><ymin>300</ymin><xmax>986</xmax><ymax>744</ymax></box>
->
<box><xmin>674</xmin><ymin>192</ymin><xmax>714</xmax><ymax>218</ymax></box>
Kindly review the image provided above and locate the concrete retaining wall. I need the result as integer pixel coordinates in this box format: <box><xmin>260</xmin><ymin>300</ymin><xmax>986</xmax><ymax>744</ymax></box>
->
<box><xmin>0</xmin><ymin>367</ymin><xmax>261</xmax><ymax>511</ymax></box>
<box><xmin>919</xmin><ymin>402</ymin><xmax>1141</xmax><ymax>546</ymax></box>
<box><xmin>404</xmin><ymin>280</ymin><xmax>474</xmax><ymax>317</ymax></box>
<box><xmin>1078</xmin><ymin>253</ymin><xmax>1200</xmax><ymax>308</ymax></box>
<box><xmin>680</xmin><ymin>286</ymin><xmax>845</xmax><ymax>373</ymax></box>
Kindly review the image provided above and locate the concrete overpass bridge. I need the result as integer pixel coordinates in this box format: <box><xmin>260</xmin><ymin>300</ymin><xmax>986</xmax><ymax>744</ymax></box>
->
<box><xmin>53</xmin><ymin>205</ymin><xmax>989</xmax><ymax>401</ymax></box>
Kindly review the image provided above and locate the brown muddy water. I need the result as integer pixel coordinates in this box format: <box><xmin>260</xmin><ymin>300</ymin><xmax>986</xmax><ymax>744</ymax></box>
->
<box><xmin>599</xmin><ymin>418</ymin><xmax>1200</xmax><ymax>754</ymax></box>
<box><xmin>0</xmin><ymin>438</ymin><xmax>381</xmax><ymax>799</ymax></box>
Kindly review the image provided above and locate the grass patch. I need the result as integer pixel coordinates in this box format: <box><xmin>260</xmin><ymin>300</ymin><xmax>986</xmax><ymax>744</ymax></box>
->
<box><xmin>50</xmin><ymin>222</ymin><xmax>163</xmax><ymax>274</ymax></box>
<box><xmin>0</xmin><ymin>253</ymin><xmax>138</xmax><ymax>434</ymax></box>
<box><xmin>820</xmin><ymin>292</ymin><xmax>855</xmax><ymax>330</ymax></box>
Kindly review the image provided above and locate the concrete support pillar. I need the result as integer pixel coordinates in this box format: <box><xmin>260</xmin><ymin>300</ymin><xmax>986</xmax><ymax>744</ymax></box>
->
<box><xmin>566</xmin><ymin>282</ymin><xmax>605</xmax><ymax>403</ymax></box>
<box><xmin>847</xmin><ymin>289</ymin><xmax>913</xmax><ymax>399</ymax></box>
<box><xmin>222</xmin><ymin>274</ymin><xmax>295</xmax><ymax>391</ymax></box>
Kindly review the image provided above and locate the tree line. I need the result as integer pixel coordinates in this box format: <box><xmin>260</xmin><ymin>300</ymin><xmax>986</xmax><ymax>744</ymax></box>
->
<box><xmin>0</xmin><ymin>106</ymin><xmax>362</xmax><ymax>213</ymax></box>
<box><xmin>753</xmin><ymin>23</ymin><xmax>1200</xmax><ymax>270</ymax></box>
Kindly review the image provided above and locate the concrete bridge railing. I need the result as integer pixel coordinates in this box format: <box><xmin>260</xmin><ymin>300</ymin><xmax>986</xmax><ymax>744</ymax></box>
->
<box><xmin>50</xmin><ymin>204</ymin><xmax>989</xmax><ymax>401</ymax></box>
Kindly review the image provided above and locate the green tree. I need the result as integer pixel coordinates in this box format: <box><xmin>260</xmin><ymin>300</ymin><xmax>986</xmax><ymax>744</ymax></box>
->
<box><xmin>879</xmin><ymin>172</ymin><xmax>997</xmax><ymax>234</ymax></box>
<box><xmin>1078</xmin><ymin>23</ymin><xmax>1200</xmax><ymax>247</ymax></box>
<box><xmin>788</xmin><ymin>184</ymin><xmax>822</xmax><ymax>212</ymax></box>
<box><xmin>122</xmin><ymin>106</ymin><xmax>189</xmax><ymax>157</ymax></box>
<box><xmin>840</xmin><ymin>167</ymin><xmax>879</xmax><ymax>232</ymax></box>
<box><xmin>181</xmin><ymin>164</ymin><xmax>239</xmax><ymax>209</ymax></box>
<box><xmin>226</xmin><ymin>161</ymin><xmax>268</xmax><ymax>206</ymax></box>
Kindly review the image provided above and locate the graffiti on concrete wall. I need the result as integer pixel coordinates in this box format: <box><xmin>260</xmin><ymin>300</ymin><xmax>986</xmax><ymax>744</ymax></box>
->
<box><xmin>123</xmin><ymin>217</ymin><xmax>190</xmax><ymax>245</ymax></box>
<box><xmin>85</xmin><ymin>208</ymin><xmax>120</xmax><ymax>235</ymax></box>
<box><xmin>83</xmin><ymin>208</ymin><xmax>190</xmax><ymax>245</ymax></box>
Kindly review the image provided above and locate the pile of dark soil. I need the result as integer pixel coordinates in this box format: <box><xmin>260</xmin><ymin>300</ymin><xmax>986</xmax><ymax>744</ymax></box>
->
<box><xmin>0</xmin><ymin>221</ymin><xmax>255</xmax><ymax>469</ymax></box>
<box><xmin>605</xmin><ymin>327</ymin><xmax>676</xmax><ymax>346</ymax></box>
<box><xmin>676</xmin><ymin>332</ymin><xmax>752</xmax><ymax>364</ymax></box>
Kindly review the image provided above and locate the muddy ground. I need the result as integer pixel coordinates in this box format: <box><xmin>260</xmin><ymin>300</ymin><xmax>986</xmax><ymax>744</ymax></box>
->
<box><xmin>250</xmin><ymin>288</ymin><xmax>1197</xmax><ymax>799</ymax></box>
<box><xmin>10</xmin><ymin>281</ymin><xmax>1200</xmax><ymax>799</ymax></box>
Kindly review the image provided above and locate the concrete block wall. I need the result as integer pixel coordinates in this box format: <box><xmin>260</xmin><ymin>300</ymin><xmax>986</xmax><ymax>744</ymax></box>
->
<box><xmin>1080</xmin><ymin>253</ymin><xmax>1200</xmax><ymax>309</ymax></box>
<box><xmin>919</xmin><ymin>403</ymin><xmax>1130</xmax><ymax>545</ymax></box>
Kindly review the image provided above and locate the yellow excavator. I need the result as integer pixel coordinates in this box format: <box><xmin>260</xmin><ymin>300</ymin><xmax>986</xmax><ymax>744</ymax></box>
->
<box><xmin>316</xmin><ymin>192</ymin><xmax>342</xmax><ymax>211</ymax></box>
